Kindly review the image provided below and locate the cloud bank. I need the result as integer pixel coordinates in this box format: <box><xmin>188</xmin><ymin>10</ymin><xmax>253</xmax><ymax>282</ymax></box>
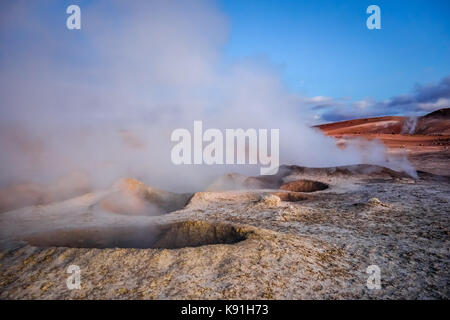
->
<box><xmin>311</xmin><ymin>76</ymin><xmax>450</xmax><ymax>122</ymax></box>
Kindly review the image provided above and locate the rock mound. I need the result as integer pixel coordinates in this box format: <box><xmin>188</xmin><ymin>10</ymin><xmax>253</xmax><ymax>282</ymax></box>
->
<box><xmin>101</xmin><ymin>178</ymin><xmax>192</xmax><ymax>216</ymax></box>
<box><xmin>282</xmin><ymin>164</ymin><xmax>413</xmax><ymax>180</ymax></box>
<box><xmin>258</xmin><ymin>194</ymin><xmax>281</xmax><ymax>207</ymax></box>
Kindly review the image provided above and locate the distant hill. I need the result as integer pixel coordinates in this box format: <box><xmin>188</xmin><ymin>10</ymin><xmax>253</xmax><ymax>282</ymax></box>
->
<box><xmin>316</xmin><ymin>108</ymin><xmax>450</xmax><ymax>136</ymax></box>
<box><xmin>416</xmin><ymin>108</ymin><xmax>450</xmax><ymax>135</ymax></box>
<box><xmin>422</xmin><ymin>108</ymin><xmax>450</xmax><ymax>119</ymax></box>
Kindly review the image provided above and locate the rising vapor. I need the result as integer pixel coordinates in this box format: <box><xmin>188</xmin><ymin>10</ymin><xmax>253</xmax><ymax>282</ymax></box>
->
<box><xmin>0</xmin><ymin>0</ymin><xmax>415</xmax><ymax>197</ymax></box>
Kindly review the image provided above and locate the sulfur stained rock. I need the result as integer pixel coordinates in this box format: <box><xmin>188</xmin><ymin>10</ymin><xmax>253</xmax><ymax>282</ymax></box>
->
<box><xmin>258</xmin><ymin>194</ymin><xmax>281</xmax><ymax>207</ymax></box>
<box><xmin>367</xmin><ymin>197</ymin><xmax>389</xmax><ymax>207</ymax></box>
<box><xmin>101</xmin><ymin>178</ymin><xmax>192</xmax><ymax>216</ymax></box>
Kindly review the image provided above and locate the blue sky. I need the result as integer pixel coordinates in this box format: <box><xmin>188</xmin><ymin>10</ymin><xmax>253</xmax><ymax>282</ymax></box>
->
<box><xmin>219</xmin><ymin>0</ymin><xmax>450</xmax><ymax>101</ymax></box>
<box><xmin>1</xmin><ymin>0</ymin><xmax>449</xmax><ymax>123</ymax></box>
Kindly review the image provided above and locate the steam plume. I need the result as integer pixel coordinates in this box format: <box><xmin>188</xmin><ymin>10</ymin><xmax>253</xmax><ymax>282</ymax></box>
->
<box><xmin>0</xmin><ymin>0</ymin><xmax>416</xmax><ymax>195</ymax></box>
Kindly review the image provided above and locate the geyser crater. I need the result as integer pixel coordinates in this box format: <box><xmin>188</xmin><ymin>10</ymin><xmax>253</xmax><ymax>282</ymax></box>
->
<box><xmin>280</xmin><ymin>180</ymin><xmax>329</xmax><ymax>193</ymax></box>
<box><xmin>23</xmin><ymin>221</ymin><xmax>250</xmax><ymax>249</ymax></box>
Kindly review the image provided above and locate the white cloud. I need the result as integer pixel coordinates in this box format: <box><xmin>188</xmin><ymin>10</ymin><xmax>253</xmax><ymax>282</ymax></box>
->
<box><xmin>304</xmin><ymin>96</ymin><xmax>333</xmax><ymax>104</ymax></box>
<box><xmin>352</xmin><ymin>98</ymin><xmax>376</xmax><ymax>110</ymax></box>
<box><xmin>417</xmin><ymin>98</ymin><xmax>450</xmax><ymax>111</ymax></box>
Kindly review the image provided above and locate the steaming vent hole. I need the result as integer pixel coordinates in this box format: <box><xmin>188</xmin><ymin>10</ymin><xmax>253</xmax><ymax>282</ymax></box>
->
<box><xmin>24</xmin><ymin>221</ymin><xmax>248</xmax><ymax>249</ymax></box>
<box><xmin>280</xmin><ymin>180</ymin><xmax>328</xmax><ymax>193</ymax></box>
<box><xmin>100</xmin><ymin>178</ymin><xmax>193</xmax><ymax>216</ymax></box>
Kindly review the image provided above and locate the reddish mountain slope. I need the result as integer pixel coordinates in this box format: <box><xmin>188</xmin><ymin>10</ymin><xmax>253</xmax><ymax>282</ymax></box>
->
<box><xmin>315</xmin><ymin>108</ymin><xmax>450</xmax><ymax>175</ymax></box>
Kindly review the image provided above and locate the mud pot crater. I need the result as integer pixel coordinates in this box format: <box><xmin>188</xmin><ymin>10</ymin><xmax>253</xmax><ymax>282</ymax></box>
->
<box><xmin>280</xmin><ymin>179</ymin><xmax>329</xmax><ymax>192</ymax></box>
<box><xmin>23</xmin><ymin>221</ymin><xmax>249</xmax><ymax>249</ymax></box>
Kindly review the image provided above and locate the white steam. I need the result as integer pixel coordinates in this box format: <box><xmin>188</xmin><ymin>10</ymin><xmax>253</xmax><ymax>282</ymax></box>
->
<box><xmin>401</xmin><ymin>117</ymin><xmax>418</xmax><ymax>134</ymax></box>
<box><xmin>0</xmin><ymin>0</ymin><xmax>416</xmax><ymax>194</ymax></box>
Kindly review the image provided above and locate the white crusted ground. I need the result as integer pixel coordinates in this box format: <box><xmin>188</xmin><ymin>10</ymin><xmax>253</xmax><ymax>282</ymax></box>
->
<box><xmin>0</xmin><ymin>165</ymin><xmax>448</xmax><ymax>299</ymax></box>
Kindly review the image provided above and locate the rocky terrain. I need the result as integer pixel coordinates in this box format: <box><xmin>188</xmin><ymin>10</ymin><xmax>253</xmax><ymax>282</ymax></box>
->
<box><xmin>1</xmin><ymin>109</ymin><xmax>449</xmax><ymax>300</ymax></box>
<box><xmin>0</xmin><ymin>163</ymin><xmax>448</xmax><ymax>299</ymax></box>
<box><xmin>316</xmin><ymin>108</ymin><xmax>450</xmax><ymax>176</ymax></box>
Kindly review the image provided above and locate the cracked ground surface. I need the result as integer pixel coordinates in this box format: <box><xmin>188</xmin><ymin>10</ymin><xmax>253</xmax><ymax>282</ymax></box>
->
<box><xmin>0</xmin><ymin>165</ymin><xmax>449</xmax><ymax>299</ymax></box>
